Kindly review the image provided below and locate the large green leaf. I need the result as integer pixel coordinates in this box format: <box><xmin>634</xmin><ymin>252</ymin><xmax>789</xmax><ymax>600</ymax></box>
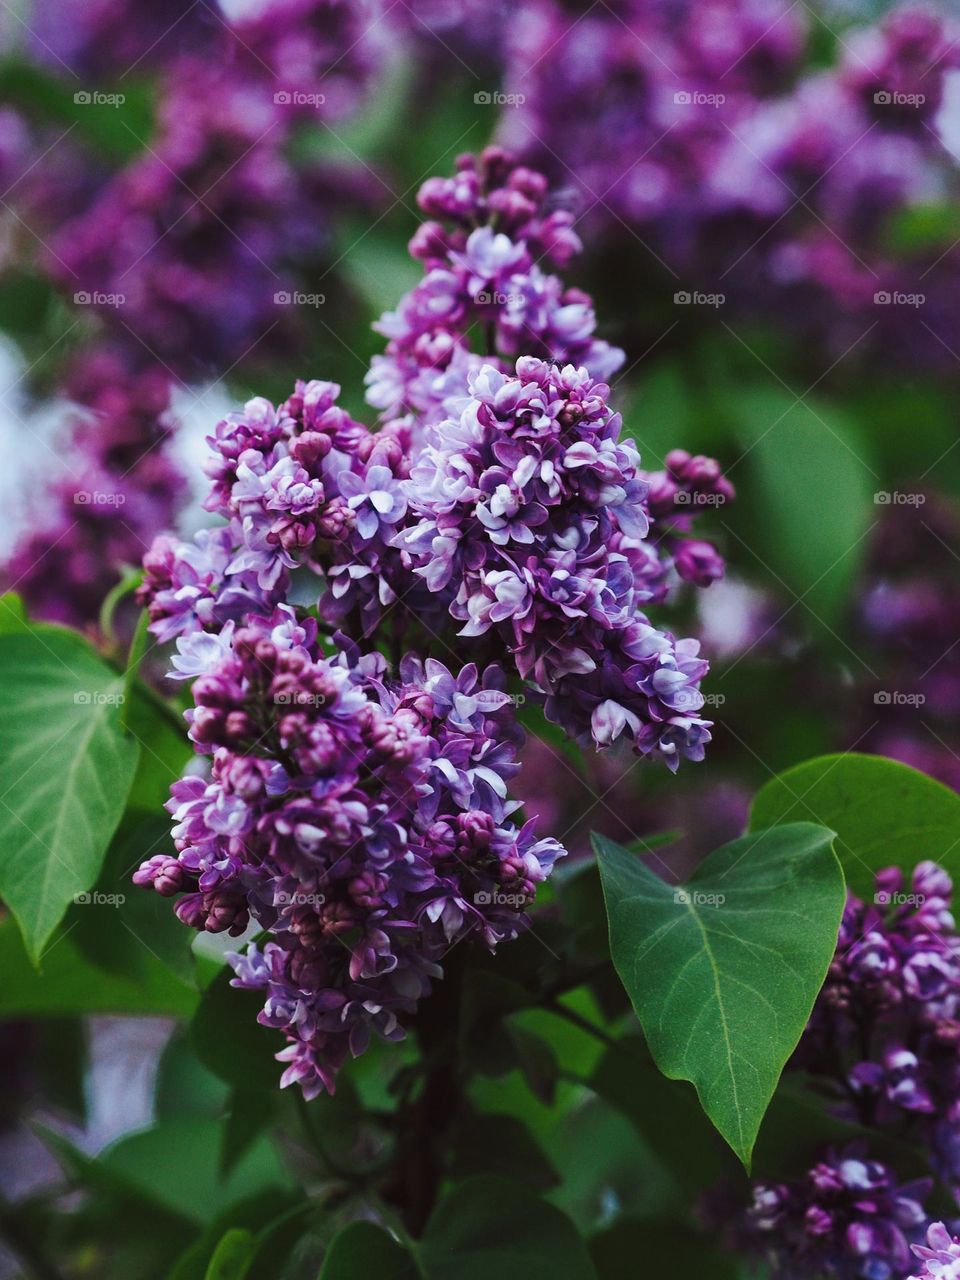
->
<box><xmin>593</xmin><ymin>824</ymin><xmax>844</xmax><ymax>1166</ymax></box>
<box><xmin>321</xmin><ymin>1223</ymin><xmax>422</xmax><ymax>1279</ymax></box>
<box><xmin>421</xmin><ymin>1176</ymin><xmax>596</xmax><ymax>1280</ymax></box>
<box><xmin>0</xmin><ymin>628</ymin><xmax>140</xmax><ymax>961</ymax></box>
<box><xmin>750</xmin><ymin>753</ymin><xmax>960</xmax><ymax>897</ymax></box>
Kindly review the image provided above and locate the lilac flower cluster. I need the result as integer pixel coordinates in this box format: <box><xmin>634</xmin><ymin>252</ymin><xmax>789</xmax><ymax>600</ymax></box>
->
<box><xmin>137</xmin><ymin>150</ymin><xmax>730</xmax><ymax>762</ymax></box>
<box><xmin>795</xmin><ymin>862</ymin><xmax>960</xmax><ymax>1198</ymax></box>
<box><xmin>723</xmin><ymin>860</ymin><xmax>960</xmax><ymax>1276</ymax></box>
<box><xmin>130</xmin><ymin>149</ymin><xmax>731</xmax><ymax>1094</ymax></box>
<box><xmin>739</xmin><ymin>1147</ymin><xmax>931</xmax><ymax>1280</ymax></box>
<box><xmin>134</xmin><ymin>611</ymin><xmax>564</xmax><ymax>1096</ymax></box>
<box><xmin>500</xmin><ymin>2</ymin><xmax>960</xmax><ymax>369</ymax></box>
<box><xmin>48</xmin><ymin>64</ymin><xmax>352</xmax><ymax>374</ymax></box>
<box><xmin>910</xmin><ymin>1223</ymin><xmax>960</xmax><ymax>1279</ymax></box>
<box><xmin>365</xmin><ymin>146</ymin><xmax>624</xmax><ymax>433</ymax></box>
<box><xmin>137</xmin><ymin>378</ymin><xmax>419</xmax><ymax>642</ymax></box>
<box><xmin>397</xmin><ymin>357</ymin><xmax>721</xmax><ymax>762</ymax></box>
<box><xmin>5</xmin><ymin>348</ymin><xmax>184</xmax><ymax>628</ymax></box>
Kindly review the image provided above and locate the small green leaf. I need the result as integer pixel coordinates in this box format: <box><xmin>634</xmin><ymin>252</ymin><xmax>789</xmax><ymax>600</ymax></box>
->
<box><xmin>593</xmin><ymin>824</ymin><xmax>845</xmax><ymax>1166</ymax></box>
<box><xmin>320</xmin><ymin>1222</ymin><xmax>421</xmax><ymax>1279</ymax></box>
<box><xmin>205</xmin><ymin>1229</ymin><xmax>255</xmax><ymax>1280</ymax></box>
<box><xmin>421</xmin><ymin>1176</ymin><xmax>596</xmax><ymax>1280</ymax></box>
<box><xmin>750</xmin><ymin>752</ymin><xmax>960</xmax><ymax>897</ymax></box>
<box><xmin>0</xmin><ymin>628</ymin><xmax>140</xmax><ymax>961</ymax></box>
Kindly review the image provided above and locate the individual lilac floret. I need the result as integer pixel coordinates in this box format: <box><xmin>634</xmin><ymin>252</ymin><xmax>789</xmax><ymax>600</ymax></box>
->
<box><xmin>133</xmin><ymin>613</ymin><xmax>565</xmax><ymax>1097</ymax></box>
<box><xmin>365</xmin><ymin>147</ymin><xmax>624</xmax><ymax>430</ymax></box>
<box><xmin>909</xmin><ymin>1222</ymin><xmax>960</xmax><ymax>1278</ymax></box>
<box><xmin>396</xmin><ymin>356</ymin><xmax>722</xmax><ymax>765</ymax></box>
<box><xmin>737</xmin><ymin>1147</ymin><xmax>931</xmax><ymax>1279</ymax></box>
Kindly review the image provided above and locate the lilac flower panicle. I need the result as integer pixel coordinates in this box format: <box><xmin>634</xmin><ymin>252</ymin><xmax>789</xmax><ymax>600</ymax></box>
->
<box><xmin>134</xmin><ymin>613</ymin><xmax>565</xmax><ymax>1096</ymax></box>
<box><xmin>795</xmin><ymin>860</ymin><xmax>960</xmax><ymax>1200</ymax></box>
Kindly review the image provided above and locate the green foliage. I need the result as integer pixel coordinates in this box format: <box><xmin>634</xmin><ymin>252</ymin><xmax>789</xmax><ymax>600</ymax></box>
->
<box><xmin>751</xmin><ymin>752</ymin><xmax>960</xmax><ymax>896</ymax></box>
<box><xmin>0</xmin><ymin>627</ymin><xmax>141</xmax><ymax>961</ymax></box>
<box><xmin>419</xmin><ymin>1176</ymin><xmax>597</xmax><ymax>1280</ymax></box>
<box><xmin>320</xmin><ymin>1223</ymin><xmax>422</xmax><ymax>1279</ymax></box>
<box><xmin>594</xmin><ymin>824</ymin><xmax>845</xmax><ymax>1165</ymax></box>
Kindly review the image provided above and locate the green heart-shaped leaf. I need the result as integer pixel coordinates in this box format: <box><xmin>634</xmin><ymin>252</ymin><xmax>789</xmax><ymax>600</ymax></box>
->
<box><xmin>594</xmin><ymin>823</ymin><xmax>844</xmax><ymax>1167</ymax></box>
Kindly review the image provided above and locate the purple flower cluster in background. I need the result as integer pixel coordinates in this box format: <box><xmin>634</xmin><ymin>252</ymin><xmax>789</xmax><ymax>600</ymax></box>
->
<box><xmin>739</xmin><ymin>1147</ymin><xmax>931</xmax><ymax>1280</ymax></box>
<box><xmin>853</xmin><ymin>491</ymin><xmax>960</xmax><ymax>793</ymax></box>
<box><xmin>4</xmin><ymin>348</ymin><xmax>184</xmax><ymax>628</ymax></box>
<box><xmin>724</xmin><ymin>859</ymin><xmax>960</xmax><ymax>1277</ymax></box>
<box><xmin>135</xmin><ymin>613</ymin><xmax>563</xmax><ymax>1095</ymax></box>
<box><xmin>796</xmin><ymin>862</ymin><xmax>960</xmax><ymax>1199</ymax></box>
<box><xmin>500</xmin><ymin>1</ymin><xmax>960</xmax><ymax>368</ymax></box>
<box><xmin>365</xmin><ymin>147</ymin><xmax>624</xmax><ymax>434</ymax></box>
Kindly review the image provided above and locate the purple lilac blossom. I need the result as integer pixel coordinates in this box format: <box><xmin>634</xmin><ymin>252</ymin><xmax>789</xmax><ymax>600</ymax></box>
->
<box><xmin>909</xmin><ymin>1222</ymin><xmax>960</xmax><ymax>1278</ymax></box>
<box><xmin>46</xmin><ymin>66</ymin><xmax>335</xmax><ymax>374</ymax></box>
<box><xmin>138</xmin><ymin>378</ymin><xmax>424</xmax><ymax>641</ymax></box>
<box><xmin>5</xmin><ymin>348</ymin><xmax>184</xmax><ymax>628</ymax></box>
<box><xmin>134</xmin><ymin>613</ymin><xmax>565</xmax><ymax>1096</ymax></box>
<box><xmin>793</xmin><ymin>861</ymin><xmax>960</xmax><ymax>1200</ymax></box>
<box><xmin>500</xmin><ymin>2</ymin><xmax>960</xmax><ymax>370</ymax></box>
<box><xmin>365</xmin><ymin>146</ymin><xmax>625</xmax><ymax>433</ymax></box>
<box><xmin>737</xmin><ymin>1146</ymin><xmax>931</xmax><ymax>1280</ymax></box>
<box><xmin>396</xmin><ymin>356</ymin><xmax>723</xmax><ymax>762</ymax></box>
